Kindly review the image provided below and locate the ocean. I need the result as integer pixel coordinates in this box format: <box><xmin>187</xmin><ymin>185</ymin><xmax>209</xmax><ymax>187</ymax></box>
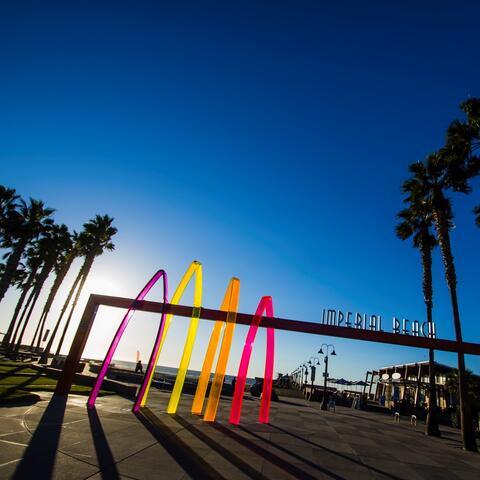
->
<box><xmin>112</xmin><ymin>360</ymin><xmax>256</xmax><ymax>386</ymax></box>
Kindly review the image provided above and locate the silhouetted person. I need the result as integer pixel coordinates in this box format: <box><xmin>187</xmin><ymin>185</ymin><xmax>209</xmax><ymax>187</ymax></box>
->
<box><xmin>135</xmin><ymin>360</ymin><xmax>143</xmax><ymax>374</ymax></box>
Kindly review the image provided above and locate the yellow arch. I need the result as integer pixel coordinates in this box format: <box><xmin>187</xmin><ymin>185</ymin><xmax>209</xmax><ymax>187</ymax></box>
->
<box><xmin>140</xmin><ymin>261</ymin><xmax>203</xmax><ymax>410</ymax></box>
<box><xmin>191</xmin><ymin>277</ymin><xmax>240</xmax><ymax>415</ymax></box>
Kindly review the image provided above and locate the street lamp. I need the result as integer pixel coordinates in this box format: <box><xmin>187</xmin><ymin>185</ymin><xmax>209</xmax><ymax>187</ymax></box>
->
<box><xmin>318</xmin><ymin>344</ymin><xmax>336</xmax><ymax>410</ymax></box>
<box><xmin>302</xmin><ymin>363</ymin><xmax>309</xmax><ymax>388</ymax></box>
<box><xmin>307</xmin><ymin>357</ymin><xmax>321</xmax><ymax>399</ymax></box>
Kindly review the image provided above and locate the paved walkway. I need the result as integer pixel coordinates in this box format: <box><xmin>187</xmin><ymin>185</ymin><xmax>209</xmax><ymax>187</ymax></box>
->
<box><xmin>1</xmin><ymin>391</ymin><xmax>479</xmax><ymax>479</ymax></box>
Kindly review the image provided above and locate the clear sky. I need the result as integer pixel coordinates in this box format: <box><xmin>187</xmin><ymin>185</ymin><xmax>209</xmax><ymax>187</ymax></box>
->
<box><xmin>1</xmin><ymin>1</ymin><xmax>479</xmax><ymax>381</ymax></box>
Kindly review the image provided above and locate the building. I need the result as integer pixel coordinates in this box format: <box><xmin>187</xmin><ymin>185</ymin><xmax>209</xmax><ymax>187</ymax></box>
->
<box><xmin>371</xmin><ymin>361</ymin><xmax>461</xmax><ymax>410</ymax></box>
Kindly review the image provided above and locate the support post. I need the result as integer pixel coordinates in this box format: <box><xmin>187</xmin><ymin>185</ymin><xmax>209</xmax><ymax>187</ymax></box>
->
<box><xmin>414</xmin><ymin>363</ymin><xmax>422</xmax><ymax>407</ymax></box>
<box><xmin>54</xmin><ymin>295</ymin><xmax>99</xmax><ymax>396</ymax></box>
<box><xmin>368</xmin><ymin>371</ymin><xmax>376</xmax><ymax>399</ymax></box>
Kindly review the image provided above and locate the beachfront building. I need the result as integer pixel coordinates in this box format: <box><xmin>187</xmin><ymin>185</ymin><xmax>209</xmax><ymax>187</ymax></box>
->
<box><xmin>372</xmin><ymin>360</ymin><xmax>463</xmax><ymax>410</ymax></box>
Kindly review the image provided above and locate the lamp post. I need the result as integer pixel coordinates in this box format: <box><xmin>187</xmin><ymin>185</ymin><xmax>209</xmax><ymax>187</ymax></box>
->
<box><xmin>302</xmin><ymin>363</ymin><xmax>308</xmax><ymax>389</ymax></box>
<box><xmin>319</xmin><ymin>344</ymin><xmax>336</xmax><ymax>411</ymax></box>
<box><xmin>308</xmin><ymin>356</ymin><xmax>321</xmax><ymax>400</ymax></box>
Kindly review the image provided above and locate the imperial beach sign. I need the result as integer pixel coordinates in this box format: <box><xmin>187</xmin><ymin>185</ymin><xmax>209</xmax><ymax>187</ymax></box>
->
<box><xmin>321</xmin><ymin>308</ymin><xmax>437</xmax><ymax>338</ymax></box>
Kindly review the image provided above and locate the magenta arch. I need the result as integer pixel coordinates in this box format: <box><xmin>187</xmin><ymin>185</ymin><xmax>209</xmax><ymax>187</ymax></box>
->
<box><xmin>87</xmin><ymin>269</ymin><xmax>168</xmax><ymax>409</ymax></box>
<box><xmin>229</xmin><ymin>295</ymin><xmax>275</xmax><ymax>425</ymax></box>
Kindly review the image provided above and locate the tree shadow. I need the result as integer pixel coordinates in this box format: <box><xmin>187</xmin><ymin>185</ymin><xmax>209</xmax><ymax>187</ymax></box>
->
<box><xmin>87</xmin><ymin>407</ymin><xmax>120</xmax><ymax>480</ymax></box>
<box><xmin>269</xmin><ymin>424</ymin><xmax>404</xmax><ymax>480</ymax></box>
<box><xmin>173</xmin><ymin>414</ymin><xmax>269</xmax><ymax>480</ymax></box>
<box><xmin>213</xmin><ymin>423</ymin><xmax>342</xmax><ymax>480</ymax></box>
<box><xmin>0</xmin><ymin>364</ymin><xmax>30</xmax><ymax>379</ymax></box>
<box><xmin>12</xmin><ymin>394</ymin><xmax>67</xmax><ymax>480</ymax></box>
<box><xmin>134</xmin><ymin>407</ymin><xmax>225</xmax><ymax>480</ymax></box>
<box><xmin>0</xmin><ymin>372</ymin><xmax>43</xmax><ymax>401</ymax></box>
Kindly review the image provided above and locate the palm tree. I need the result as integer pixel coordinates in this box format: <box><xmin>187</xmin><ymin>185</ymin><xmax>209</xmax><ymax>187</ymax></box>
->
<box><xmin>404</xmin><ymin>155</ymin><xmax>478</xmax><ymax>451</ymax></box>
<box><xmin>474</xmin><ymin>205</ymin><xmax>480</xmax><ymax>227</ymax></box>
<box><xmin>401</xmin><ymin>98</ymin><xmax>480</xmax><ymax>451</ymax></box>
<box><xmin>396</xmin><ymin>199</ymin><xmax>441</xmax><ymax>436</ymax></box>
<box><xmin>55</xmin><ymin>215</ymin><xmax>117</xmax><ymax>355</ymax></box>
<box><xmin>30</xmin><ymin>224</ymin><xmax>72</xmax><ymax>350</ymax></box>
<box><xmin>0</xmin><ymin>186</ymin><xmax>19</xmax><ymax>230</ymax></box>
<box><xmin>0</xmin><ymin>198</ymin><xmax>55</xmax><ymax>303</ymax></box>
<box><xmin>32</xmin><ymin>231</ymin><xmax>79</xmax><ymax>353</ymax></box>
<box><xmin>2</xmin><ymin>243</ymin><xmax>44</xmax><ymax>347</ymax></box>
<box><xmin>12</xmin><ymin>224</ymin><xmax>72</xmax><ymax>354</ymax></box>
<box><xmin>445</xmin><ymin>369</ymin><xmax>478</xmax><ymax>410</ymax></box>
<box><xmin>0</xmin><ymin>187</ymin><xmax>21</xmax><ymax>304</ymax></box>
<box><xmin>41</xmin><ymin>215</ymin><xmax>117</xmax><ymax>362</ymax></box>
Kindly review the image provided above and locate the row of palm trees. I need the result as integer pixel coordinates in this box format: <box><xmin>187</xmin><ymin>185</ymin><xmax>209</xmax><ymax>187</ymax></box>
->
<box><xmin>0</xmin><ymin>186</ymin><xmax>117</xmax><ymax>362</ymax></box>
<box><xmin>396</xmin><ymin>98</ymin><xmax>479</xmax><ymax>451</ymax></box>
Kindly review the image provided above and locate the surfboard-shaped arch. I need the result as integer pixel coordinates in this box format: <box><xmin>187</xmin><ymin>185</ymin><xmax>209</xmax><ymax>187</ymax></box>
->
<box><xmin>137</xmin><ymin>260</ymin><xmax>203</xmax><ymax>413</ymax></box>
<box><xmin>87</xmin><ymin>269</ymin><xmax>168</xmax><ymax>409</ymax></box>
<box><xmin>191</xmin><ymin>277</ymin><xmax>240</xmax><ymax>417</ymax></box>
<box><xmin>229</xmin><ymin>296</ymin><xmax>275</xmax><ymax>425</ymax></box>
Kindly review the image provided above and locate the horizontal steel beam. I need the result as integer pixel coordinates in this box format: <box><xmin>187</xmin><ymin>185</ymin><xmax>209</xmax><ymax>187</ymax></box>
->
<box><xmin>54</xmin><ymin>293</ymin><xmax>480</xmax><ymax>397</ymax></box>
<box><xmin>89</xmin><ymin>294</ymin><xmax>480</xmax><ymax>355</ymax></box>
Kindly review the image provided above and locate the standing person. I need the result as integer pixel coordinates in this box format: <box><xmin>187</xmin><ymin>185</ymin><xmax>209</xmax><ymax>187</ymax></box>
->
<box><xmin>135</xmin><ymin>360</ymin><xmax>143</xmax><ymax>374</ymax></box>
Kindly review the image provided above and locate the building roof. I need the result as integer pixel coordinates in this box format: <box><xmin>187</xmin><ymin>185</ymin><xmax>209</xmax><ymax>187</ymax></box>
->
<box><xmin>378</xmin><ymin>361</ymin><xmax>454</xmax><ymax>372</ymax></box>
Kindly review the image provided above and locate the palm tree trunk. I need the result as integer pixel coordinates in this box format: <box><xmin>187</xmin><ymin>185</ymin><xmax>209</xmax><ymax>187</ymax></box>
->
<box><xmin>432</xmin><ymin>202</ymin><xmax>477</xmax><ymax>451</ymax></box>
<box><xmin>3</xmin><ymin>284</ymin><xmax>31</xmax><ymax>347</ymax></box>
<box><xmin>420</xmin><ymin>239</ymin><xmax>440</xmax><ymax>437</ymax></box>
<box><xmin>55</xmin><ymin>256</ymin><xmax>94</xmax><ymax>356</ymax></box>
<box><xmin>2</xmin><ymin>268</ymin><xmax>37</xmax><ymax>346</ymax></box>
<box><xmin>9</xmin><ymin>286</ymin><xmax>37</xmax><ymax>351</ymax></box>
<box><xmin>13</xmin><ymin>263</ymin><xmax>53</xmax><ymax>354</ymax></box>
<box><xmin>0</xmin><ymin>240</ymin><xmax>27</xmax><ymax>303</ymax></box>
<box><xmin>12</xmin><ymin>287</ymin><xmax>42</xmax><ymax>353</ymax></box>
<box><xmin>39</xmin><ymin>264</ymin><xmax>83</xmax><ymax>364</ymax></box>
<box><xmin>29</xmin><ymin>310</ymin><xmax>46</xmax><ymax>352</ymax></box>
<box><xmin>30</xmin><ymin>254</ymin><xmax>76</xmax><ymax>352</ymax></box>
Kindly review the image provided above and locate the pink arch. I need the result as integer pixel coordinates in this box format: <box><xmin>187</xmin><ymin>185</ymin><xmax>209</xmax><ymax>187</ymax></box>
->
<box><xmin>229</xmin><ymin>296</ymin><xmax>275</xmax><ymax>425</ymax></box>
<box><xmin>87</xmin><ymin>269</ymin><xmax>168</xmax><ymax>409</ymax></box>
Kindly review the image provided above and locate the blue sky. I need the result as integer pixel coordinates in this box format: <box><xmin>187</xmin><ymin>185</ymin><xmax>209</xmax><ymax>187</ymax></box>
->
<box><xmin>1</xmin><ymin>1</ymin><xmax>479</xmax><ymax>381</ymax></box>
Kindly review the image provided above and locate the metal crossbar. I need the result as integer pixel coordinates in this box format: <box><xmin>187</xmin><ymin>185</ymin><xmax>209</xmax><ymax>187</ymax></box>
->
<box><xmin>54</xmin><ymin>293</ymin><xmax>480</xmax><ymax>396</ymax></box>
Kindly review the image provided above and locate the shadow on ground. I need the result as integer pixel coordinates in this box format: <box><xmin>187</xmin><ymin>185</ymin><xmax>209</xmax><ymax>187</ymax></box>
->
<box><xmin>12</xmin><ymin>395</ymin><xmax>67</xmax><ymax>479</ymax></box>
<box><xmin>135</xmin><ymin>407</ymin><xmax>225</xmax><ymax>480</ymax></box>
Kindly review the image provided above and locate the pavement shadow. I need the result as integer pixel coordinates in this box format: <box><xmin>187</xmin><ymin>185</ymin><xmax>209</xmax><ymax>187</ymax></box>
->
<box><xmin>87</xmin><ymin>407</ymin><xmax>120</xmax><ymax>480</ymax></box>
<box><xmin>12</xmin><ymin>394</ymin><xmax>68</xmax><ymax>480</ymax></box>
<box><xmin>173</xmin><ymin>414</ymin><xmax>269</xmax><ymax>480</ymax></box>
<box><xmin>214</xmin><ymin>423</ymin><xmax>343</xmax><ymax>480</ymax></box>
<box><xmin>269</xmin><ymin>424</ymin><xmax>404</xmax><ymax>480</ymax></box>
<box><xmin>134</xmin><ymin>407</ymin><xmax>225</xmax><ymax>480</ymax></box>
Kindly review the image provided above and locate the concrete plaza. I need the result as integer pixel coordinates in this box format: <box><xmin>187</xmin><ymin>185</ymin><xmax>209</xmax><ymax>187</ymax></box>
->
<box><xmin>1</xmin><ymin>391</ymin><xmax>479</xmax><ymax>479</ymax></box>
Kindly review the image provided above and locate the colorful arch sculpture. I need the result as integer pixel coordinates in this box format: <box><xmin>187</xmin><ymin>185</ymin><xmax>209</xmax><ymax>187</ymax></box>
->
<box><xmin>87</xmin><ymin>269</ymin><xmax>168</xmax><ymax>409</ymax></box>
<box><xmin>88</xmin><ymin>261</ymin><xmax>275</xmax><ymax>426</ymax></box>
<box><xmin>137</xmin><ymin>260</ymin><xmax>203</xmax><ymax>413</ymax></box>
<box><xmin>191</xmin><ymin>277</ymin><xmax>240</xmax><ymax>417</ymax></box>
<box><xmin>229</xmin><ymin>296</ymin><xmax>275</xmax><ymax>425</ymax></box>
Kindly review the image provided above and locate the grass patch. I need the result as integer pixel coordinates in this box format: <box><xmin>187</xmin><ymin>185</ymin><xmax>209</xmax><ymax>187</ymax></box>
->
<box><xmin>0</xmin><ymin>361</ymin><xmax>38</xmax><ymax>375</ymax></box>
<box><xmin>0</xmin><ymin>359</ymin><xmax>114</xmax><ymax>405</ymax></box>
<box><xmin>0</xmin><ymin>375</ymin><xmax>57</xmax><ymax>386</ymax></box>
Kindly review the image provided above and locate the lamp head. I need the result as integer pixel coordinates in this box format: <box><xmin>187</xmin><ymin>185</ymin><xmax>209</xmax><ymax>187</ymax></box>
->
<box><xmin>318</xmin><ymin>348</ymin><xmax>324</xmax><ymax>355</ymax></box>
<box><xmin>331</xmin><ymin>349</ymin><xmax>337</xmax><ymax>356</ymax></box>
